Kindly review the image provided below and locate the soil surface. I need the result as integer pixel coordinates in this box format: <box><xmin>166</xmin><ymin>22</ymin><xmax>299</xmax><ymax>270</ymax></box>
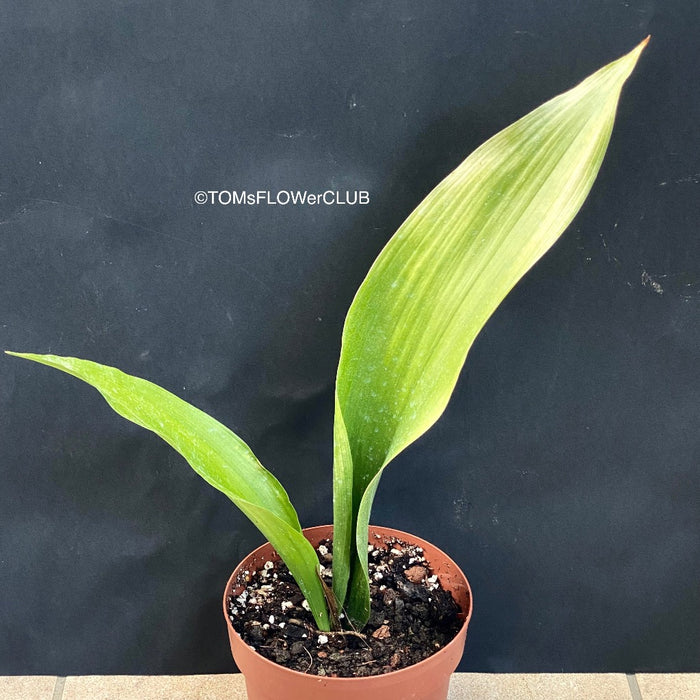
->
<box><xmin>227</xmin><ymin>535</ymin><xmax>463</xmax><ymax>677</ymax></box>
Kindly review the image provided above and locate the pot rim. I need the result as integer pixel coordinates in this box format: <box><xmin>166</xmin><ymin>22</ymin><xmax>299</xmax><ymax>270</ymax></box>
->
<box><xmin>222</xmin><ymin>523</ymin><xmax>473</xmax><ymax>683</ymax></box>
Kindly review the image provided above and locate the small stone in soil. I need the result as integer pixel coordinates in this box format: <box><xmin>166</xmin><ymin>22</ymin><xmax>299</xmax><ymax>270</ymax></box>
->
<box><xmin>372</xmin><ymin>624</ymin><xmax>391</xmax><ymax>639</ymax></box>
<box><xmin>404</xmin><ymin>565</ymin><xmax>428</xmax><ymax>583</ymax></box>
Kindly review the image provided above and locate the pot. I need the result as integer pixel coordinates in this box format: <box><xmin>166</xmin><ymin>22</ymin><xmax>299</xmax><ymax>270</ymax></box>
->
<box><xmin>223</xmin><ymin>524</ymin><xmax>473</xmax><ymax>700</ymax></box>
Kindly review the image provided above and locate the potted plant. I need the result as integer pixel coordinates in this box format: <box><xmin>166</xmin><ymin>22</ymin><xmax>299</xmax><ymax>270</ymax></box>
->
<box><xmin>7</xmin><ymin>38</ymin><xmax>647</xmax><ymax>699</ymax></box>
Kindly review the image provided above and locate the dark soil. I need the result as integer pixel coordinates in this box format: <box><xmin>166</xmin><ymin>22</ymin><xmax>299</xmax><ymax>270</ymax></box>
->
<box><xmin>227</xmin><ymin>535</ymin><xmax>463</xmax><ymax>678</ymax></box>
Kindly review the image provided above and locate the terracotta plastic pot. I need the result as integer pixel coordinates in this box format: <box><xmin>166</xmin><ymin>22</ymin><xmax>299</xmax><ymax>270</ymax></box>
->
<box><xmin>223</xmin><ymin>524</ymin><xmax>473</xmax><ymax>700</ymax></box>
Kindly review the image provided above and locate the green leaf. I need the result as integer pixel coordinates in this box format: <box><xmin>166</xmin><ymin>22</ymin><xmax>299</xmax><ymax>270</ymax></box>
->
<box><xmin>333</xmin><ymin>38</ymin><xmax>649</xmax><ymax>624</ymax></box>
<box><xmin>7</xmin><ymin>352</ymin><xmax>331</xmax><ymax>631</ymax></box>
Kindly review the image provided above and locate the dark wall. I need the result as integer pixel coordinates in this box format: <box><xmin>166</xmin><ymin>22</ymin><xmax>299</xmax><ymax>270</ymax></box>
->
<box><xmin>1</xmin><ymin>1</ymin><xmax>698</xmax><ymax>675</ymax></box>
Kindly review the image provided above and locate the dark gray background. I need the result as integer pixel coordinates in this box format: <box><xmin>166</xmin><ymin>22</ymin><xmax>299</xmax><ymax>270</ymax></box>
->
<box><xmin>1</xmin><ymin>0</ymin><xmax>698</xmax><ymax>675</ymax></box>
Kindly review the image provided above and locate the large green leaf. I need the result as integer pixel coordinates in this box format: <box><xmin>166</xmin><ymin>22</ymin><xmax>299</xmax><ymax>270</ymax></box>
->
<box><xmin>333</xmin><ymin>39</ymin><xmax>649</xmax><ymax>623</ymax></box>
<box><xmin>7</xmin><ymin>352</ymin><xmax>331</xmax><ymax>631</ymax></box>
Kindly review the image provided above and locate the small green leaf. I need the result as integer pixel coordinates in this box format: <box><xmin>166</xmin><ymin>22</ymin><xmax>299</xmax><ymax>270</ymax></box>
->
<box><xmin>7</xmin><ymin>352</ymin><xmax>331</xmax><ymax>631</ymax></box>
<box><xmin>333</xmin><ymin>38</ymin><xmax>648</xmax><ymax>624</ymax></box>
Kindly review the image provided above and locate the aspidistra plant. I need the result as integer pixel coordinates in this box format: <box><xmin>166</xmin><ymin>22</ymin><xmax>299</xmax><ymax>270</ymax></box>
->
<box><xmin>7</xmin><ymin>38</ymin><xmax>647</xmax><ymax>631</ymax></box>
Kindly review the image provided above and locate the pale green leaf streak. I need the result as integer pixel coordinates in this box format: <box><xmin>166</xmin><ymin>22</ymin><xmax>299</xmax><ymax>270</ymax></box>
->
<box><xmin>331</xmin><ymin>393</ymin><xmax>353</xmax><ymax>606</ymax></box>
<box><xmin>7</xmin><ymin>352</ymin><xmax>330</xmax><ymax>631</ymax></box>
<box><xmin>333</xmin><ymin>39</ymin><xmax>648</xmax><ymax>624</ymax></box>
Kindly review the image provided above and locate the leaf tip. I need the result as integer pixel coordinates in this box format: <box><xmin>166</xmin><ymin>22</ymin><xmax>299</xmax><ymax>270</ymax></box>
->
<box><xmin>5</xmin><ymin>351</ymin><xmax>47</xmax><ymax>363</ymax></box>
<box><xmin>603</xmin><ymin>35</ymin><xmax>650</xmax><ymax>88</ymax></box>
<box><xmin>630</xmin><ymin>35</ymin><xmax>651</xmax><ymax>61</ymax></box>
<box><xmin>631</xmin><ymin>35</ymin><xmax>651</xmax><ymax>60</ymax></box>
